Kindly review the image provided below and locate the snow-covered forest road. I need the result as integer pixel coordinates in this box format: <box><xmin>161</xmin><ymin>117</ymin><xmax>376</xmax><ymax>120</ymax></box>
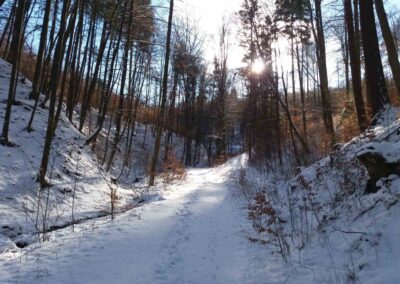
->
<box><xmin>1</xmin><ymin>156</ymin><xmax>274</xmax><ymax>284</ymax></box>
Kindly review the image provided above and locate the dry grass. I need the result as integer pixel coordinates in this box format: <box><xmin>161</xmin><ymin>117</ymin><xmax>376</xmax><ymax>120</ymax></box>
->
<box><xmin>161</xmin><ymin>151</ymin><xmax>187</xmax><ymax>184</ymax></box>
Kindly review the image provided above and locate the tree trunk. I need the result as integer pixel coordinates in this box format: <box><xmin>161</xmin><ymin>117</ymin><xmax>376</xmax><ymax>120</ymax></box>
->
<box><xmin>359</xmin><ymin>0</ymin><xmax>389</xmax><ymax>118</ymax></box>
<box><xmin>66</xmin><ymin>0</ymin><xmax>84</xmax><ymax>120</ymax></box>
<box><xmin>86</xmin><ymin>22</ymin><xmax>123</xmax><ymax>146</ymax></box>
<box><xmin>79</xmin><ymin>19</ymin><xmax>109</xmax><ymax>131</ymax></box>
<box><xmin>296</xmin><ymin>42</ymin><xmax>307</xmax><ymax>138</ymax></box>
<box><xmin>281</xmin><ymin>71</ymin><xmax>308</xmax><ymax>160</ymax></box>
<box><xmin>165</xmin><ymin>71</ymin><xmax>179</xmax><ymax>161</ymax></box>
<box><xmin>26</xmin><ymin>0</ymin><xmax>52</xmax><ymax>132</ymax></box>
<box><xmin>39</xmin><ymin>0</ymin><xmax>59</xmax><ymax>105</ymax></box>
<box><xmin>37</xmin><ymin>0</ymin><xmax>70</xmax><ymax>187</ymax></box>
<box><xmin>149</xmin><ymin>0</ymin><xmax>174</xmax><ymax>186</ymax></box>
<box><xmin>54</xmin><ymin>0</ymin><xmax>79</xmax><ymax>131</ymax></box>
<box><xmin>375</xmin><ymin>0</ymin><xmax>400</xmax><ymax>98</ymax></box>
<box><xmin>0</xmin><ymin>0</ymin><xmax>26</xmax><ymax>145</ymax></box>
<box><xmin>106</xmin><ymin>0</ymin><xmax>132</xmax><ymax>171</ymax></box>
<box><xmin>344</xmin><ymin>28</ymin><xmax>350</xmax><ymax>99</ymax></box>
<box><xmin>0</xmin><ymin>1</ymin><xmax>16</xmax><ymax>51</ymax></box>
<box><xmin>344</xmin><ymin>0</ymin><xmax>368</xmax><ymax>131</ymax></box>
<box><xmin>5</xmin><ymin>0</ymin><xmax>27</xmax><ymax>65</ymax></box>
<box><xmin>313</xmin><ymin>0</ymin><xmax>335</xmax><ymax>144</ymax></box>
<box><xmin>291</xmin><ymin>29</ymin><xmax>296</xmax><ymax>104</ymax></box>
<box><xmin>79</xmin><ymin>10</ymin><xmax>97</xmax><ymax>131</ymax></box>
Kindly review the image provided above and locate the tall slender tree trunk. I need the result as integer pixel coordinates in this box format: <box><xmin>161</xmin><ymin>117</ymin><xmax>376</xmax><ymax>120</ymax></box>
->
<box><xmin>40</xmin><ymin>0</ymin><xmax>59</xmax><ymax>105</ymax></box>
<box><xmin>79</xmin><ymin>11</ymin><xmax>97</xmax><ymax>131</ymax></box>
<box><xmin>79</xmin><ymin>19</ymin><xmax>109</xmax><ymax>131</ymax></box>
<box><xmin>273</xmin><ymin>48</ymin><xmax>283</xmax><ymax>166</ymax></box>
<box><xmin>165</xmin><ymin>71</ymin><xmax>179</xmax><ymax>161</ymax></box>
<box><xmin>0</xmin><ymin>0</ymin><xmax>26</xmax><ymax>145</ymax></box>
<box><xmin>359</xmin><ymin>0</ymin><xmax>389</xmax><ymax>118</ymax></box>
<box><xmin>296</xmin><ymin>42</ymin><xmax>307</xmax><ymax>138</ymax></box>
<box><xmin>375</xmin><ymin>0</ymin><xmax>400</xmax><ymax>97</ymax></box>
<box><xmin>344</xmin><ymin>0</ymin><xmax>368</xmax><ymax>131</ymax></box>
<box><xmin>3</xmin><ymin>8</ymin><xmax>15</xmax><ymax>59</ymax></box>
<box><xmin>344</xmin><ymin>28</ymin><xmax>350</xmax><ymax>99</ymax></box>
<box><xmin>282</xmin><ymin>72</ymin><xmax>301</xmax><ymax>165</ymax></box>
<box><xmin>86</xmin><ymin>23</ymin><xmax>123</xmax><ymax>146</ymax></box>
<box><xmin>30</xmin><ymin>0</ymin><xmax>52</xmax><ymax>100</ymax></box>
<box><xmin>38</xmin><ymin>0</ymin><xmax>70</xmax><ymax>187</ymax></box>
<box><xmin>314</xmin><ymin>0</ymin><xmax>335</xmax><ymax>144</ymax></box>
<box><xmin>306</xmin><ymin>0</ymin><xmax>335</xmax><ymax>144</ymax></box>
<box><xmin>291</xmin><ymin>29</ymin><xmax>296</xmax><ymax>104</ymax></box>
<box><xmin>149</xmin><ymin>0</ymin><xmax>174</xmax><ymax>186</ymax></box>
<box><xmin>106</xmin><ymin>0</ymin><xmax>132</xmax><ymax>171</ymax></box>
<box><xmin>54</xmin><ymin>0</ymin><xmax>79</xmax><ymax>131</ymax></box>
<box><xmin>0</xmin><ymin>1</ymin><xmax>16</xmax><ymax>51</ymax></box>
<box><xmin>5</xmin><ymin>0</ymin><xmax>27</xmax><ymax>65</ymax></box>
<box><xmin>26</xmin><ymin>0</ymin><xmax>53</xmax><ymax>132</ymax></box>
<box><xmin>66</xmin><ymin>0</ymin><xmax>84</xmax><ymax>120</ymax></box>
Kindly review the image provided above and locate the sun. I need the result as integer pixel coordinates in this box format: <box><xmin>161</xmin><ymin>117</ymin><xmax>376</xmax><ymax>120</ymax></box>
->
<box><xmin>251</xmin><ymin>59</ymin><xmax>265</xmax><ymax>74</ymax></box>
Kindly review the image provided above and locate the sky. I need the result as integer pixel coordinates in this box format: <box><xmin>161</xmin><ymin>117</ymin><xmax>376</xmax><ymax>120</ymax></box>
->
<box><xmin>175</xmin><ymin>0</ymin><xmax>244</xmax><ymax>68</ymax></box>
<box><xmin>176</xmin><ymin>0</ymin><xmax>400</xmax><ymax>75</ymax></box>
<box><xmin>176</xmin><ymin>0</ymin><xmax>242</xmax><ymax>35</ymax></box>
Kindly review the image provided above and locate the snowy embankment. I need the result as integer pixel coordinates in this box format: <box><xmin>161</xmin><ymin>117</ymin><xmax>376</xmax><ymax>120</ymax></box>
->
<box><xmin>0</xmin><ymin>58</ymin><xmax>157</xmax><ymax>252</ymax></box>
<box><xmin>239</xmin><ymin>107</ymin><xmax>400</xmax><ymax>283</ymax></box>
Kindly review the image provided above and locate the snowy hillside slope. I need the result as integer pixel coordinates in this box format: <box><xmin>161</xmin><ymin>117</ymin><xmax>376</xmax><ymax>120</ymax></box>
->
<box><xmin>0</xmin><ymin>58</ymin><xmax>167</xmax><ymax>253</ymax></box>
<box><xmin>240</xmin><ymin>107</ymin><xmax>400</xmax><ymax>283</ymax></box>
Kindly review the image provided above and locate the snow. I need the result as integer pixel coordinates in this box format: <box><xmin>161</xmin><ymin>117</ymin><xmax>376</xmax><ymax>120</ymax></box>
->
<box><xmin>1</xmin><ymin>57</ymin><xmax>400</xmax><ymax>283</ymax></box>
<box><xmin>0</xmin><ymin>58</ymin><xmax>270</xmax><ymax>283</ymax></box>
<box><xmin>3</xmin><ymin>148</ymin><xmax>398</xmax><ymax>283</ymax></box>
<box><xmin>0</xmin><ymin>155</ymin><xmax>278</xmax><ymax>284</ymax></box>
<box><xmin>235</xmin><ymin>106</ymin><xmax>400</xmax><ymax>283</ymax></box>
<box><xmin>358</xmin><ymin>140</ymin><xmax>400</xmax><ymax>163</ymax></box>
<box><xmin>0</xmin><ymin>57</ymin><xmax>173</xmax><ymax>253</ymax></box>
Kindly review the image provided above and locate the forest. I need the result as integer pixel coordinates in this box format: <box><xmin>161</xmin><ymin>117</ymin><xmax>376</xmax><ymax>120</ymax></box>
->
<box><xmin>0</xmin><ymin>0</ymin><xmax>400</xmax><ymax>283</ymax></box>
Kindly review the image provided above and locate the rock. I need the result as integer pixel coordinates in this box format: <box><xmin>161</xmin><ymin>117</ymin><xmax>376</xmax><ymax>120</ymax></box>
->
<box><xmin>357</xmin><ymin>150</ymin><xmax>400</xmax><ymax>193</ymax></box>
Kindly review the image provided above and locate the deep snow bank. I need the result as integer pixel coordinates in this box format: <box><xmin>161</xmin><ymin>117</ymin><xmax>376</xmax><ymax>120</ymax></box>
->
<box><xmin>239</xmin><ymin>107</ymin><xmax>400</xmax><ymax>283</ymax></box>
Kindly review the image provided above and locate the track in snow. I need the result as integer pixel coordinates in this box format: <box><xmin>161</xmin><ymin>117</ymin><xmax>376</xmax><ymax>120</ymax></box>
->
<box><xmin>1</xmin><ymin>156</ymin><xmax>273</xmax><ymax>284</ymax></box>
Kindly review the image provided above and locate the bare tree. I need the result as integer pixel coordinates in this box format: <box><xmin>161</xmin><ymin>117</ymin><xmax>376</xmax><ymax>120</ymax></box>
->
<box><xmin>310</xmin><ymin>0</ymin><xmax>335</xmax><ymax>144</ymax></box>
<box><xmin>360</xmin><ymin>0</ymin><xmax>389</xmax><ymax>118</ymax></box>
<box><xmin>38</xmin><ymin>0</ymin><xmax>71</xmax><ymax>187</ymax></box>
<box><xmin>375</xmin><ymin>0</ymin><xmax>400</xmax><ymax>97</ymax></box>
<box><xmin>0</xmin><ymin>0</ymin><xmax>28</xmax><ymax>146</ymax></box>
<box><xmin>149</xmin><ymin>0</ymin><xmax>174</xmax><ymax>186</ymax></box>
<box><xmin>344</xmin><ymin>0</ymin><xmax>368</xmax><ymax>131</ymax></box>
